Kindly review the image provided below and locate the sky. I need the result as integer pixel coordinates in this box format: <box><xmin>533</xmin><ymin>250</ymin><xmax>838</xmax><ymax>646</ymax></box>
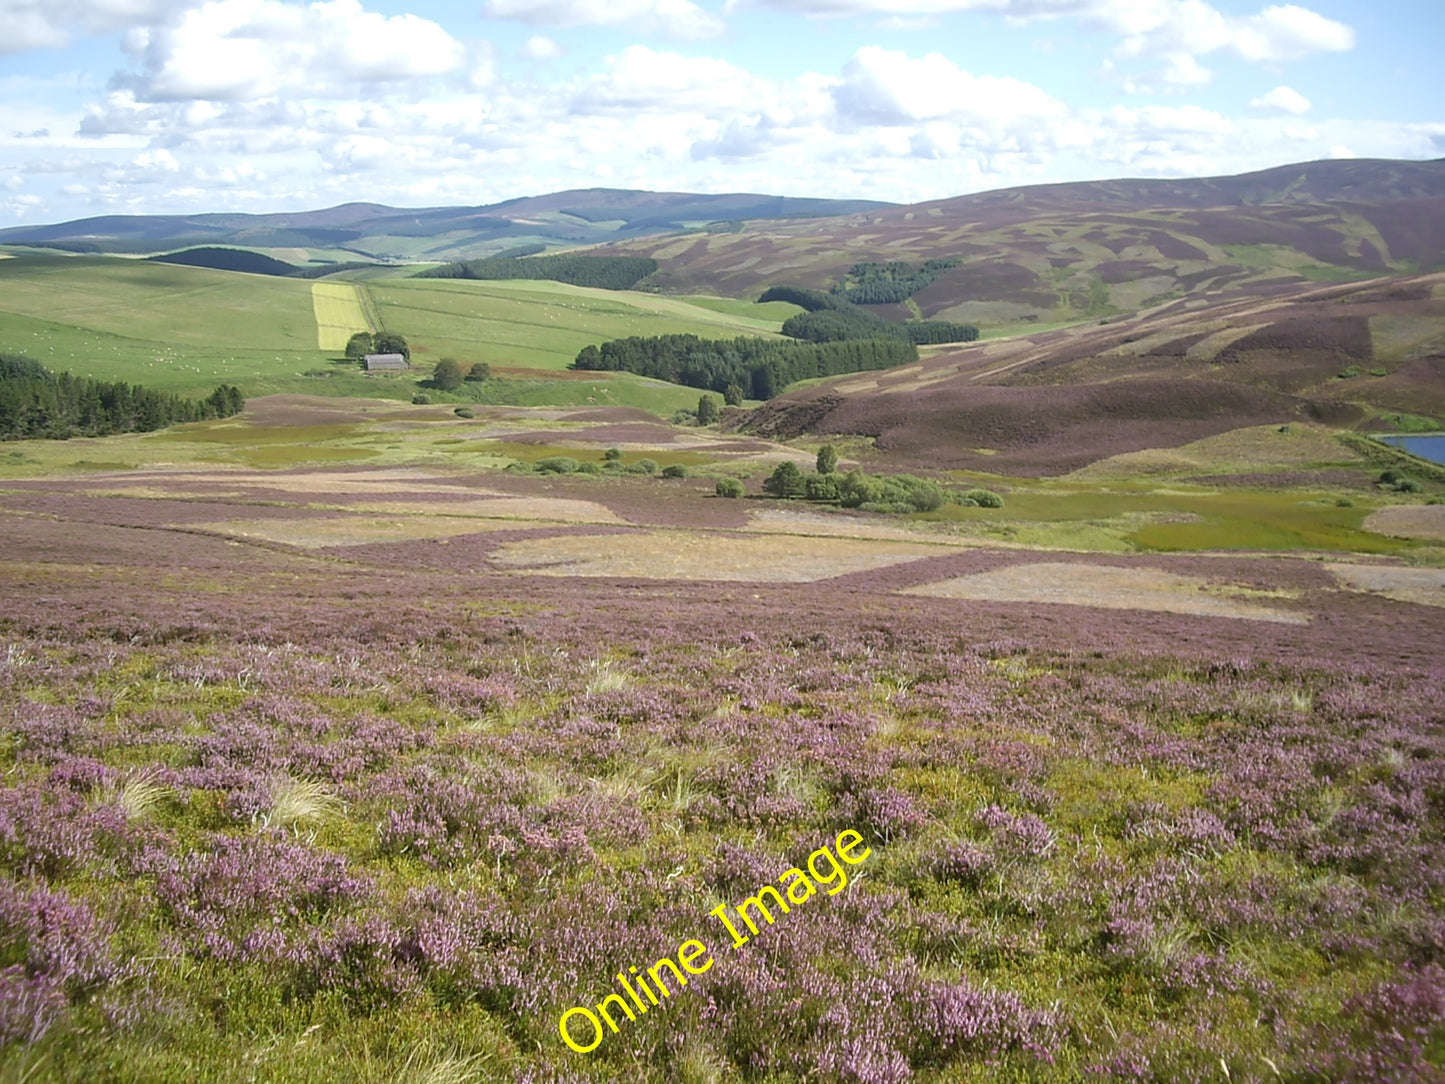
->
<box><xmin>1</xmin><ymin>0</ymin><xmax>1442</xmax><ymax>226</ymax></box>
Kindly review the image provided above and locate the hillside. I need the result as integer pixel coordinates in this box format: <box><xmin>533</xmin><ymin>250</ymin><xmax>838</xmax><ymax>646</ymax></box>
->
<box><xmin>611</xmin><ymin>158</ymin><xmax>1445</xmax><ymax>329</ymax></box>
<box><xmin>734</xmin><ymin>271</ymin><xmax>1445</xmax><ymax>475</ymax></box>
<box><xmin>0</xmin><ymin>190</ymin><xmax>892</xmax><ymax>264</ymax></box>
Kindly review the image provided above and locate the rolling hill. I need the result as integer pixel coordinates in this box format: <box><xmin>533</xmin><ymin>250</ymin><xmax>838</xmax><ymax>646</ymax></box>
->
<box><xmin>0</xmin><ymin>190</ymin><xmax>892</xmax><ymax>264</ymax></box>
<box><xmin>610</xmin><ymin>158</ymin><xmax>1445</xmax><ymax>329</ymax></box>
<box><xmin>734</xmin><ymin>271</ymin><xmax>1445</xmax><ymax>475</ymax></box>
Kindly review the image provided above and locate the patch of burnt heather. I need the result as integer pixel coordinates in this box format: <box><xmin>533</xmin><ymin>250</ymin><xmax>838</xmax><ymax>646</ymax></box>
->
<box><xmin>1218</xmin><ymin>316</ymin><xmax>1374</xmax><ymax>362</ymax></box>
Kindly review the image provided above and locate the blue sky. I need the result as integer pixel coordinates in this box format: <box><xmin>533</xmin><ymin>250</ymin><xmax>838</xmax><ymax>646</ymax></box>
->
<box><xmin>1</xmin><ymin>0</ymin><xmax>1441</xmax><ymax>226</ymax></box>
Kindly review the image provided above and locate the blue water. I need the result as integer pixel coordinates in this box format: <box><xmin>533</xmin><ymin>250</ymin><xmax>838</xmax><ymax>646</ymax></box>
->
<box><xmin>1381</xmin><ymin>434</ymin><xmax>1445</xmax><ymax>466</ymax></box>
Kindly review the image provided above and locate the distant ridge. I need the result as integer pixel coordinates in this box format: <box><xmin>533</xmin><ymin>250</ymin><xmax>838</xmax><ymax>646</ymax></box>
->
<box><xmin>0</xmin><ymin>189</ymin><xmax>895</xmax><ymax>262</ymax></box>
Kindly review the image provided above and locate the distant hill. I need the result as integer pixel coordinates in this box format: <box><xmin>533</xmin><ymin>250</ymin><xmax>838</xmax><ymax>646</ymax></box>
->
<box><xmin>609</xmin><ymin>158</ymin><xmax>1445</xmax><ymax>327</ymax></box>
<box><xmin>733</xmin><ymin>270</ymin><xmax>1445</xmax><ymax>476</ymax></box>
<box><xmin>0</xmin><ymin>190</ymin><xmax>894</xmax><ymax>264</ymax></box>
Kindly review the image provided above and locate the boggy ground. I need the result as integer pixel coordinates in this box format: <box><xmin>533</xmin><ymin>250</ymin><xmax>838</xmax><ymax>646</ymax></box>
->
<box><xmin>0</xmin><ymin>456</ymin><xmax>1443</xmax><ymax>1083</ymax></box>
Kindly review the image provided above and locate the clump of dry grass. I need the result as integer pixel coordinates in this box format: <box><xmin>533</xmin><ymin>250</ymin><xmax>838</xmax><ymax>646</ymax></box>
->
<box><xmin>265</xmin><ymin>778</ymin><xmax>344</xmax><ymax>827</ymax></box>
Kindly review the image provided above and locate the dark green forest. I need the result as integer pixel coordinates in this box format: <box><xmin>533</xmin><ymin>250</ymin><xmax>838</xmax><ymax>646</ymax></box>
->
<box><xmin>831</xmin><ymin>259</ymin><xmax>958</xmax><ymax>304</ymax></box>
<box><xmin>759</xmin><ymin>279</ymin><xmax>978</xmax><ymax>345</ymax></box>
<box><xmin>0</xmin><ymin>354</ymin><xmax>244</xmax><ymax>440</ymax></box>
<box><xmin>572</xmin><ymin>333</ymin><xmax>916</xmax><ymax>399</ymax></box>
<box><xmin>416</xmin><ymin>254</ymin><xmax>659</xmax><ymax>290</ymax></box>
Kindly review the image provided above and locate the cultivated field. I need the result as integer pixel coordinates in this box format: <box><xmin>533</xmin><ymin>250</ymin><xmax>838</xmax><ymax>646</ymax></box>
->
<box><xmin>311</xmin><ymin>282</ymin><xmax>373</xmax><ymax>351</ymax></box>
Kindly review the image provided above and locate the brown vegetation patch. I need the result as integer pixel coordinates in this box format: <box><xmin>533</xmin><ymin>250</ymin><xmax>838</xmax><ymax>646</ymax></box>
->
<box><xmin>1218</xmin><ymin>316</ymin><xmax>1374</xmax><ymax>362</ymax></box>
<box><xmin>901</xmin><ymin>561</ymin><xmax>1309</xmax><ymax>623</ymax></box>
<box><xmin>1363</xmin><ymin>505</ymin><xmax>1445</xmax><ymax>541</ymax></box>
<box><xmin>490</xmin><ymin>529</ymin><xmax>941</xmax><ymax>582</ymax></box>
<box><xmin>1327</xmin><ymin>562</ymin><xmax>1445</xmax><ymax>607</ymax></box>
<box><xmin>186</xmin><ymin>516</ymin><xmax>539</xmax><ymax>549</ymax></box>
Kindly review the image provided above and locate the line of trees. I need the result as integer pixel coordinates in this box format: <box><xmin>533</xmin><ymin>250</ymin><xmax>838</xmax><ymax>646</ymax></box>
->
<box><xmin>572</xmin><ymin>333</ymin><xmax>917</xmax><ymax>400</ymax></box>
<box><xmin>415</xmin><ymin>254</ymin><xmax>659</xmax><ymax>291</ymax></box>
<box><xmin>0</xmin><ymin>354</ymin><xmax>243</xmax><ymax>441</ymax></box>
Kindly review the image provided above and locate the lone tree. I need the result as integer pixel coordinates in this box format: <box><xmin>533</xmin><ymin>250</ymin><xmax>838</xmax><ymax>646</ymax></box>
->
<box><xmin>723</xmin><ymin>382</ymin><xmax>745</xmax><ymax>407</ymax></box>
<box><xmin>696</xmin><ymin>394</ymin><xmax>720</xmax><ymax>426</ymax></box>
<box><xmin>344</xmin><ymin>331</ymin><xmax>374</xmax><ymax>359</ymax></box>
<box><xmin>433</xmin><ymin>358</ymin><xmax>464</xmax><ymax>391</ymax></box>
<box><xmin>816</xmin><ymin>443</ymin><xmax>838</xmax><ymax>475</ymax></box>
<box><xmin>464</xmin><ymin>361</ymin><xmax>491</xmax><ymax>382</ymax></box>
<box><xmin>374</xmin><ymin>331</ymin><xmax>410</xmax><ymax>361</ymax></box>
<box><xmin>763</xmin><ymin>460</ymin><xmax>806</xmax><ymax>499</ymax></box>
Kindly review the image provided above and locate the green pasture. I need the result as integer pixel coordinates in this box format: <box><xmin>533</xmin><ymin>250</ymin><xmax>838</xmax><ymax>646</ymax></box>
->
<box><xmin>368</xmin><ymin>278</ymin><xmax>789</xmax><ymax>370</ymax></box>
<box><xmin>0</xmin><ymin>255</ymin><xmax>785</xmax><ymax>412</ymax></box>
<box><xmin>926</xmin><ymin>481</ymin><xmax>1423</xmax><ymax>556</ymax></box>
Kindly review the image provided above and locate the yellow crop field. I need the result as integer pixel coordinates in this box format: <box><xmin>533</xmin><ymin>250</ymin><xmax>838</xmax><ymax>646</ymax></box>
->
<box><xmin>311</xmin><ymin>281</ymin><xmax>372</xmax><ymax>350</ymax></box>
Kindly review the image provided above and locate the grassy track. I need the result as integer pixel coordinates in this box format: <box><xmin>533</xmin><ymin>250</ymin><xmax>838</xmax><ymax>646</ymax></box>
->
<box><xmin>310</xmin><ymin>282</ymin><xmax>372</xmax><ymax>350</ymax></box>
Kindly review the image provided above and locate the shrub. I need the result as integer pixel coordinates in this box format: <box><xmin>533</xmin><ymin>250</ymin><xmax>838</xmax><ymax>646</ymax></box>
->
<box><xmin>628</xmin><ymin>459</ymin><xmax>659</xmax><ymax>476</ymax></box>
<box><xmin>1336</xmin><ymin>497</ymin><xmax>1354</xmax><ymax>507</ymax></box>
<box><xmin>715</xmin><ymin>478</ymin><xmax>744</xmax><ymax>498</ymax></box>
<box><xmin>763</xmin><ymin>461</ymin><xmax>807</xmax><ymax>499</ymax></box>
<box><xmin>1338</xmin><ymin>365</ymin><xmax>1363</xmax><ymax>379</ymax></box>
<box><xmin>960</xmin><ymin>488</ymin><xmax>1004</xmax><ymax>509</ymax></box>
<box><xmin>696</xmin><ymin>395</ymin><xmax>720</xmax><ymax>426</ymax></box>
<box><xmin>724</xmin><ymin>382</ymin><xmax>745</xmax><ymax>407</ymax></box>
<box><xmin>536</xmin><ymin>457</ymin><xmax>581</xmax><ymax>474</ymax></box>
<box><xmin>661</xmin><ymin>464</ymin><xmax>689</xmax><ymax>479</ymax></box>
<box><xmin>411</xmin><ymin>394</ymin><xmax>430</xmax><ymax>405</ymax></box>
<box><xmin>432</xmin><ymin>358</ymin><xmax>464</xmax><ymax>391</ymax></box>
<box><xmin>1380</xmin><ymin>469</ymin><xmax>1403</xmax><ymax>485</ymax></box>
<box><xmin>1396</xmin><ymin>478</ymin><xmax>1424</xmax><ymax>494</ymax></box>
<box><xmin>453</xmin><ymin>407</ymin><xmax>474</xmax><ymax>419</ymax></box>
<box><xmin>577</xmin><ymin>461</ymin><xmax>600</xmax><ymax>474</ymax></box>
<box><xmin>805</xmin><ymin>473</ymin><xmax>840</xmax><ymax>502</ymax></box>
<box><xmin>603</xmin><ymin>447</ymin><xmax>623</xmax><ymax>462</ymax></box>
<box><xmin>464</xmin><ymin>362</ymin><xmax>491</xmax><ymax>382</ymax></box>
<box><xmin>344</xmin><ymin>331</ymin><xmax>374</xmax><ymax>359</ymax></box>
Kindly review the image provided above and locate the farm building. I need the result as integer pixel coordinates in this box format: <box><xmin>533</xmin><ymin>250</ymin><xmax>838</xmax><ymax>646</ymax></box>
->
<box><xmin>364</xmin><ymin>353</ymin><xmax>409</xmax><ymax>372</ymax></box>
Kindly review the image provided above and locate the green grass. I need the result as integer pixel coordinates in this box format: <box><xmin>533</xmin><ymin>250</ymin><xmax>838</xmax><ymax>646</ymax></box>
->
<box><xmin>1220</xmin><ymin>244</ymin><xmax>1378</xmax><ymax>283</ymax></box>
<box><xmin>369</xmin><ymin>278</ymin><xmax>788</xmax><ymax>371</ymax></box>
<box><xmin>0</xmin><ymin>256</ymin><xmax>784</xmax><ymax>414</ymax></box>
<box><xmin>924</xmin><ymin>483</ymin><xmax>1420</xmax><ymax>556</ymax></box>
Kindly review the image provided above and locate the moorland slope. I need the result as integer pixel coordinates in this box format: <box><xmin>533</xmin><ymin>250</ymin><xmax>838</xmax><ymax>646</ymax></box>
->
<box><xmin>735</xmin><ymin>271</ymin><xmax>1445</xmax><ymax>474</ymax></box>
<box><xmin>615</xmin><ymin>158</ymin><xmax>1445</xmax><ymax>328</ymax></box>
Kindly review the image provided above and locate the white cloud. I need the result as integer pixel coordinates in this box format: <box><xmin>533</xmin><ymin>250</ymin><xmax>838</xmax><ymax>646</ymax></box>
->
<box><xmin>1251</xmin><ymin>85</ymin><xmax>1311</xmax><ymax>114</ymax></box>
<box><xmin>1160</xmin><ymin>52</ymin><xmax>1212</xmax><ymax>86</ymax></box>
<box><xmin>483</xmin><ymin>0</ymin><xmax>724</xmax><ymax>39</ymax></box>
<box><xmin>738</xmin><ymin>0</ymin><xmax>1354</xmax><ymax>62</ymax></box>
<box><xmin>117</xmin><ymin>0</ymin><xmax>467</xmax><ymax>102</ymax></box>
<box><xmin>0</xmin><ymin>0</ymin><xmax>183</xmax><ymax>54</ymax></box>
<box><xmin>831</xmin><ymin>45</ymin><xmax>1065</xmax><ymax>126</ymax></box>
<box><xmin>521</xmin><ymin>35</ymin><xmax>563</xmax><ymax>60</ymax></box>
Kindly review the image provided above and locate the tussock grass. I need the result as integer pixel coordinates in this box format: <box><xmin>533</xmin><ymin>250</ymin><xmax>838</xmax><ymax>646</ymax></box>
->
<box><xmin>266</xmin><ymin>778</ymin><xmax>344</xmax><ymax>827</ymax></box>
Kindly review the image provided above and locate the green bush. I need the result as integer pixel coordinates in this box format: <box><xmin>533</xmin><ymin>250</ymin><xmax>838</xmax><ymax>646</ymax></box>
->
<box><xmin>453</xmin><ymin>407</ymin><xmax>474</xmax><ymax>418</ymax></box>
<box><xmin>577</xmin><ymin>461</ymin><xmax>600</xmax><ymax>475</ymax></box>
<box><xmin>1396</xmin><ymin>478</ymin><xmax>1424</xmax><ymax>493</ymax></box>
<box><xmin>411</xmin><ymin>393</ymin><xmax>430</xmax><ymax>405</ymax></box>
<box><xmin>536</xmin><ymin>456</ymin><xmax>581</xmax><ymax>474</ymax></box>
<box><xmin>960</xmin><ymin>488</ymin><xmax>1005</xmax><ymax>509</ymax></box>
<box><xmin>465</xmin><ymin>362</ymin><xmax>491</xmax><ymax>382</ymax></box>
<box><xmin>715</xmin><ymin>478</ymin><xmax>745</xmax><ymax>498</ymax></box>
<box><xmin>1335</xmin><ymin>497</ymin><xmax>1354</xmax><ymax>507</ymax></box>
<box><xmin>816</xmin><ymin>444</ymin><xmax>838</xmax><ymax>475</ymax></box>
<box><xmin>1338</xmin><ymin>365</ymin><xmax>1363</xmax><ymax>379</ymax></box>
<box><xmin>628</xmin><ymin>458</ymin><xmax>659</xmax><ymax>476</ymax></box>
<box><xmin>661</xmin><ymin>464</ymin><xmax>689</xmax><ymax>479</ymax></box>
<box><xmin>432</xmin><ymin>358</ymin><xmax>464</xmax><ymax>391</ymax></box>
<box><xmin>603</xmin><ymin>447</ymin><xmax>623</xmax><ymax>462</ymax></box>
<box><xmin>805</xmin><ymin>473</ymin><xmax>840</xmax><ymax>502</ymax></box>
<box><xmin>696</xmin><ymin>395</ymin><xmax>720</xmax><ymax>426</ymax></box>
<box><xmin>764</xmin><ymin>461</ymin><xmax>807</xmax><ymax>499</ymax></box>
